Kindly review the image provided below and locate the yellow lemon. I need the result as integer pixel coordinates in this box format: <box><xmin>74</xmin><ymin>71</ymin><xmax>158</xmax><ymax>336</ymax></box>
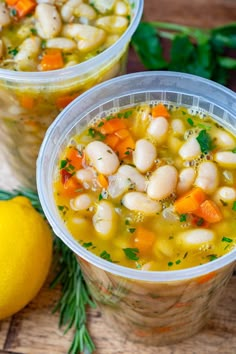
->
<box><xmin>0</xmin><ymin>196</ymin><xmax>53</xmax><ymax>320</ymax></box>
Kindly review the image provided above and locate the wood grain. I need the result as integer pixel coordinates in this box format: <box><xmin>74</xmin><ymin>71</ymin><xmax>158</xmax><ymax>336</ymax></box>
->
<box><xmin>0</xmin><ymin>1</ymin><xmax>236</xmax><ymax>353</ymax></box>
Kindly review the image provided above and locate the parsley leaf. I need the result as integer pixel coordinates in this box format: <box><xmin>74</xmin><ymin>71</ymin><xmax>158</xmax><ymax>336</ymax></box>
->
<box><xmin>196</xmin><ymin>129</ymin><xmax>213</xmax><ymax>153</ymax></box>
<box><xmin>100</xmin><ymin>250</ymin><xmax>113</xmax><ymax>262</ymax></box>
<box><xmin>123</xmin><ymin>248</ymin><xmax>139</xmax><ymax>261</ymax></box>
<box><xmin>221</xmin><ymin>236</ymin><xmax>233</xmax><ymax>243</ymax></box>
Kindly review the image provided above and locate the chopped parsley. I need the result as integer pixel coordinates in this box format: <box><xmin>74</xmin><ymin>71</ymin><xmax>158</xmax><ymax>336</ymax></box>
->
<box><xmin>196</xmin><ymin>130</ymin><xmax>213</xmax><ymax>153</ymax></box>
<box><xmin>179</xmin><ymin>214</ymin><xmax>187</xmax><ymax>222</ymax></box>
<box><xmin>187</xmin><ymin>118</ymin><xmax>194</xmax><ymax>126</ymax></box>
<box><xmin>175</xmin><ymin>259</ymin><xmax>181</xmax><ymax>265</ymax></box>
<box><xmin>100</xmin><ymin>250</ymin><xmax>113</xmax><ymax>262</ymax></box>
<box><xmin>30</xmin><ymin>28</ymin><xmax>37</xmax><ymax>35</ymax></box>
<box><xmin>98</xmin><ymin>193</ymin><xmax>103</xmax><ymax>201</ymax></box>
<box><xmin>232</xmin><ymin>148</ymin><xmax>236</xmax><ymax>153</ymax></box>
<box><xmin>88</xmin><ymin>127</ymin><xmax>96</xmax><ymax>138</ymax></box>
<box><xmin>8</xmin><ymin>47</ymin><xmax>18</xmax><ymax>56</ymax></box>
<box><xmin>168</xmin><ymin>261</ymin><xmax>173</xmax><ymax>267</ymax></box>
<box><xmin>60</xmin><ymin>159</ymin><xmax>68</xmax><ymax>169</ymax></box>
<box><xmin>123</xmin><ymin>248</ymin><xmax>139</xmax><ymax>261</ymax></box>
<box><xmin>207</xmin><ymin>254</ymin><xmax>218</xmax><ymax>261</ymax></box>
<box><xmin>125</xmin><ymin>219</ymin><xmax>130</xmax><ymax>225</ymax></box>
<box><xmin>128</xmin><ymin>227</ymin><xmax>136</xmax><ymax>233</ymax></box>
<box><xmin>124</xmin><ymin>110</ymin><xmax>133</xmax><ymax>118</ymax></box>
<box><xmin>97</xmin><ymin>121</ymin><xmax>104</xmax><ymax>127</ymax></box>
<box><xmin>221</xmin><ymin>236</ymin><xmax>233</xmax><ymax>243</ymax></box>
<box><xmin>82</xmin><ymin>242</ymin><xmax>93</xmax><ymax>249</ymax></box>
<box><xmin>58</xmin><ymin>205</ymin><xmax>66</xmax><ymax>211</ymax></box>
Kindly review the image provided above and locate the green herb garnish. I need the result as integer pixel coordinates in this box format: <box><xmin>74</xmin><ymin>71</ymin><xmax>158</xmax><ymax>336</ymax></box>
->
<box><xmin>196</xmin><ymin>130</ymin><xmax>213</xmax><ymax>153</ymax></box>
<box><xmin>8</xmin><ymin>47</ymin><xmax>18</xmax><ymax>56</ymax></box>
<box><xmin>187</xmin><ymin>118</ymin><xmax>194</xmax><ymax>126</ymax></box>
<box><xmin>82</xmin><ymin>242</ymin><xmax>93</xmax><ymax>249</ymax></box>
<box><xmin>221</xmin><ymin>236</ymin><xmax>233</xmax><ymax>243</ymax></box>
<box><xmin>175</xmin><ymin>259</ymin><xmax>181</xmax><ymax>265</ymax></box>
<box><xmin>100</xmin><ymin>250</ymin><xmax>113</xmax><ymax>262</ymax></box>
<box><xmin>168</xmin><ymin>261</ymin><xmax>173</xmax><ymax>267</ymax></box>
<box><xmin>128</xmin><ymin>227</ymin><xmax>136</xmax><ymax>233</ymax></box>
<box><xmin>232</xmin><ymin>201</ymin><xmax>236</xmax><ymax>211</ymax></box>
<box><xmin>179</xmin><ymin>214</ymin><xmax>187</xmax><ymax>222</ymax></box>
<box><xmin>208</xmin><ymin>254</ymin><xmax>218</xmax><ymax>261</ymax></box>
<box><xmin>123</xmin><ymin>248</ymin><xmax>139</xmax><ymax>261</ymax></box>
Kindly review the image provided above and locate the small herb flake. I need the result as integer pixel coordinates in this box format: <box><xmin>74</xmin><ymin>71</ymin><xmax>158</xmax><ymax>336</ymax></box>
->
<box><xmin>124</xmin><ymin>110</ymin><xmax>133</xmax><ymax>118</ymax></box>
<box><xmin>30</xmin><ymin>28</ymin><xmax>37</xmax><ymax>35</ymax></box>
<box><xmin>60</xmin><ymin>159</ymin><xmax>67</xmax><ymax>169</ymax></box>
<box><xmin>207</xmin><ymin>254</ymin><xmax>218</xmax><ymax>261</ymax></box>
<box><xmin>221</xmin><ymin>236</ymin><xmax>233</xmax><ymax>243</ymax></box>
<box><xmin>187</xmin><ymin>118</ymin><xmax>194</xmax><ymax>126</ymax></box>
<box><xmin>97</xmin><ymin>121</ymin><xmax>104</xmax><ymax>127</ymax></box>
<box><xmin>100</xmin><ymin>250</ymin><xmax>113</xmax><ymax>262</ymax></box>
<box><xmin>98</xmin><ymin>193</ymin><xmax>103</xmax><ymax>201</ymax></box>
<box><xmin>123</xmin><ymin>248</ymin><xmax>139</xmax><ymax>261</ymax></box>
<box><xmin>175</xmin><ymin>259</ymin><xmax>181</xmax><ymax>265</ymax></box>
<box><xmin>58</xmin><ymin>205</ymin><xmax>65</xmax><ymax>211</ymax></box>
<box><xmin>179</xmin><ymin>214</ymin><xmax>187</xmax><ymax>222</ymax></box>
<box><xmin>88</xmin><ymin>127</ymin><xmax>95</xmax><ymax>138</ymax></box>
<box><xmin>82</xmin><ymin>242</ymin><xmax>93</xmax><ymax>249</ymax></box>
<box><xmin>168</xmin><ymin>261</ymin><xmax>173</xmax><ymax>267</ymax></box>
<box><xmin>232</xmin><ymin>201</ymin><xmax>236</xmax><ymax>211</ymax></box>
<box><xmin>128</xmin><ymin>228</ymin><xmax>136</xmax><ymax>233</ymax></box>
<box><xmin>196</xmin><ymin>130</ymin><xmax>213</xmax><ymax>153</ymax></box>
<box><xmin>125</xmin><ymin>219</ymin><xmax>130</xmax><ymax>225</ymax></box>
<box><xmin>8</xmin><ymin>47</ymin><xmax>18</xmax><ymax>56</ymax></box>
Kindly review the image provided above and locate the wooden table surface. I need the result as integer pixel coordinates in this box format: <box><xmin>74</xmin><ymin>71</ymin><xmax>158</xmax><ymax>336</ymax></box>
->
<box><xmin>1</xmin><ymin>1</ymin><xmax>236</xmax><ymax>353</ymax></box>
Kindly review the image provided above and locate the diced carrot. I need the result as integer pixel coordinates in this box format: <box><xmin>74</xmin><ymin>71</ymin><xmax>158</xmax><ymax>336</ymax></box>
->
<box><xmin>60</xmin><ymin>169</ymin><xmax>72</xmax><ymax>184</ymax></box>
<box><xmin>100</xmin><ymin>118</ymin><xmax>127</xmax><ymax>135</ymax></box>
<box><xmin>66</xmin><ymin>147</ymin><xmax>83</xmax><ymax>170</ymax></box>
<box><xmin>174</xmin><ymin>187</ymin><xmax>207</xmax><ymax>215</ymax></box>
<box><xmin>104</xmin><ymin>133</ymin><xmax>120</xmax><ymax>150</ymax></box>
<box><xmin>197</xmin><ymin>271</ymin><xmax>216</xmax><ymax>284</ymax></box>
<box><xmin>116</xmin><ymin>135</ymin><xmax>135</xmax><ymax>159</ymax></box>
<box><xmin>63</xmin><ymin>176</ymin><xmax>81</xmax><ymax>198</ymax></box>
<box><xmin>56</xmin><ymin>94</ymin><xmax>78</xmax><ymax>109</ymax></box>
<box><xmin>97</xmin><ymin>174</ymin><xmax>108</xmax><ymax>189</ymax></box>
<box><xmin>114</xmin><ymin>128</ymin><xmax>130</xmax><ymax>140</ymax></box>
<box><xmin>151</xmin><ymin>103</ymin><xmax>170</xmax><ymax>119</ymax></box>
<box><xmin>132</xmin><ymin>226</ymin><xmax>156</xmax><ymax>254</ymax></box>
<box><xmin>194</xmin><ymin>199</ymin><xmax>223</xmax><ymax>223</ymax></box>
<box><xmin>40</xmin><ymin>48</ymin><xmax>64</xmax><ymax>71</ymax></box>
<box><xmin>20</xmin><ymin>96</ymin><xmax>34</xmax><ymax>109</ymax></box>
<box><xmin>5</xmin><ymin>0</ymin><xmax>18</xmax><ymax>5</ymax></box>
<box><xmin>13</xmin><ymin>0</ymin><xmax>36</xmax><ymax>18</ymax></box>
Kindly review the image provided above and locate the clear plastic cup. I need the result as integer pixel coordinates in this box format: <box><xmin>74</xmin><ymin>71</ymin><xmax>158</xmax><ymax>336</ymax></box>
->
<box><xmin>0</xmin><ymin>0</ymin><xmax>143</xmax><ymax>191</ymax></box>
<box><xmin>37</xmin><ymin>72</ymin><xmax>236</xmax><ymax>346</ymax></box>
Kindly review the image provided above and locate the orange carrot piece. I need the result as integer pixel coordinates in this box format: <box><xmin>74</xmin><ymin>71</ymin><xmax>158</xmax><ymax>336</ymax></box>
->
<box><xmin>151</xmin><ymin>103</ymin><xmax>170</xmax><ymax>119</ymax></box>
<box><xmin>5</xmin><ymin>0</ymin><xmax>18</xmax><ymax>5</ymax></box>
<box><xmin>104</xmin><ymin>133</ymin><xmax>120</xmax><ymax>150</ymax></box>
<box><xmin>56</xmin><ymin>94</ymin><xmax>78</xmax><ymax>109</ymax></box>
<box><xmin>114</xmin><ymin>128</ymin><xmax>130</xmax><ymax>140</ymax></box>
<box><xmin>174</xmin><ymin>187</ymin><xmax>207</xmax><ymax>215</ymax></box>
<box><xmin>14</xmin><ymin>0</ymin><xmax>36</xmax><ymax>18</ymax></box>
<box><xmin>197</xmin><ymin>271</ymin><xmax>216</xmax><ymax>284</ymax></box>
<box><xmin>194</xmin><ymin>199</ymin><xmax>223</xmax><ymax>223</ymax></box>
<box><xmin>63</xmin><ymin>176</ymin><xmax>81</xmax><ymax>198</ymax></box>
<box><xmin>132</xmin><ymin>226</ymin><xmax>156</xmax><ymax>254</ymax></box>
<box><xmin>66</xmin><ymin>147</ymin><xmax>83</xmax><ymax>170</ymax></box>
<box><xmin>97</xmin><ymin>174</ymin><xmax>109</xmax><ymax>189</ymax></box>
<box><xmin>20</xmin><ymin>96</ymin><xmax>34</xmax><ymax>109</ymax></box>
<box><xmin>100</xmin><ymin>118</ymin><xmax>127</xmax><ymax>135</ymax></box>
<box><xmin>40</xmin><ymin>48</ymin><xmax>64</xmax><ymax>71</ymax></box>
<box><xmin>116</xmin><ymin>135</ymin><xmax>135</xmax><ymax>159</ymax></box>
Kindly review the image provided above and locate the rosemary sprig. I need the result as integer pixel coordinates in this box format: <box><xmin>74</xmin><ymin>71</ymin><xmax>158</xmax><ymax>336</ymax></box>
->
<box><xmin>0</xmin><ymin>189</ymin><xmax>96</xmax><ymax>354</ymax></box>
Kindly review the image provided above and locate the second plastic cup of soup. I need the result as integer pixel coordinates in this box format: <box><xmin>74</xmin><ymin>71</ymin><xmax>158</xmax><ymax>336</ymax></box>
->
<box><xmin>0</xmin><ymin>0</ymin><xmax>143</xmax><ymax>191</ymax></box>
<box><xmin>37</xmin><ymin>72</ymin><xmax>236</xmax><ymax>346</ymax></box>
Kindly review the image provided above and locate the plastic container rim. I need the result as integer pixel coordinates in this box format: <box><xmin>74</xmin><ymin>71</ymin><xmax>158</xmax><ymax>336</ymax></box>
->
<box><xmin>0</xmin><ymin>0</ymin><xmax>143</xmax><ymax>83</ymax></box>
<box><xmin>37</xmin><ymin>71</ymin><xmax>236</xmax><ymax>282</ymax></box>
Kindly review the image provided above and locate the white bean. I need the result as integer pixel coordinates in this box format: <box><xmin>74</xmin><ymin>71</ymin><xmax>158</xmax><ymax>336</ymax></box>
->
<box><xmin>147</xmin><ymin>117</ymin><xmax>169</xmax><ymax>145</ymax></box>
<box><xmin>70</xmin><ymin>194</ymin><xmax>93</xmax><ymax>211</ymax></box>
<box><xmin>177</xmin><ymin>167</ymin><xmax>196</xmax><ymax>195</ymax></box>
<box><xmin>179</xmin><ymin>137</ymin><xmax>201</xmax><ymax>160</ymax></box>
<box><xmin>195</xmin><ymin>161</ymin><xmax>219</xmax><ymax>194</ymax></box>
<box><xmin>61</xmin><ymin>0</ymin><xmax>82</xmax><ymax>22</ymax></box>
<box><xmin>96</xmin><ymin>15</ymin><xmax>129</xmax><ymax>34</ymax></box>
<box><xmin>62</xmin><ymin>24</ymin><xmax>106</xmax><ymax>52</ymax></box>
<box><xmin>35</xmin><ymin>4</ymin><xmax>61</xmax><ymax>39</ymax></box>
<box><xmin>171</xmin><ymin>119</ymin><xmax>185</xmax><ymax>137</ymax></box>
<box><xmin>85</xmin><ymin>141</ymin><xmax>119</xmax><ymax>175</ymax></box>
<box><xmin>147</xmin><ymin>165</ymin><xmax>178</xmax><ymax>200</ymax></box>
<box><xmin>92</xmin><ymin>200</ymin><xmax>117</xmax><ymax>239</ymax></box>
<box><xmin>90</xmin><ymin>0</ymin><xmax>116</xmax><ymax>14</ymax></box>
<box><xmin>108</xmin><ymin>165</ymin><xmax>146</xmax><ymax>198</ymax></box>
<box><xmin>214</xmin><ymin>151</ymin><xmax>236</xmax><ymax>168</ymax></box>
<box><xmin>122</xmin><ymin>192</ymin><xmax>162</xmax><ymax>215</ymax></box>
<box><xmin>14</xmin><ymin>37</ymin><xmax>41</xmax><ymax>70</ymax></box>
<box><xmin>212</xmin><ymin>128</ymin><xmax>235</xmax><ymax>149</ymax></box>
<box><xmin>46</xmin><ymin>37</ymin><xmax>77</xmax><ymax>51</ymax></box>
<box><xmin>114</xmin><ymin>1</ymin><xmax>128</xmax><ymax>15</ymax></box>
<box><xmin>133</xmin><ymin>139</ymin><xmax>157</xmax><ymax>173</ymax></box>
<box><xmin>75</xmin><ymin>3</ymin><xmax>97</xmax><ymax>20</ymax></box>
<box><xmin>214</xmin><ymin>186</ymin><xmax>236</xmax><ymax>205</ymax></box>
<box><xmin>0</xmin><ymin>3</ymin><xmax>10</xmax><ymax>27</ymax></box>
<box><xmin>177</xmin><ymin>229</ymin><xmax>215</xmax><ymax>248</ymax></box>
<box><xmin>75</xmin><ymin>168</ymin><xmax>95</xmax><ymax>189</ymax></box>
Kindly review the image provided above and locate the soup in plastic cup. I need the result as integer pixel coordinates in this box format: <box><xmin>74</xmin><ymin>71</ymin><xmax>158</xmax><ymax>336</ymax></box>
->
<box><xmin>37</xmin><ymin>72</ymin><xmax>236</xmax><ymax>346</ymax></box>
<box><xmin>0</xmin><ymin>0</ymin><xmax>143</xmax><ymax>191</ymax></box>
